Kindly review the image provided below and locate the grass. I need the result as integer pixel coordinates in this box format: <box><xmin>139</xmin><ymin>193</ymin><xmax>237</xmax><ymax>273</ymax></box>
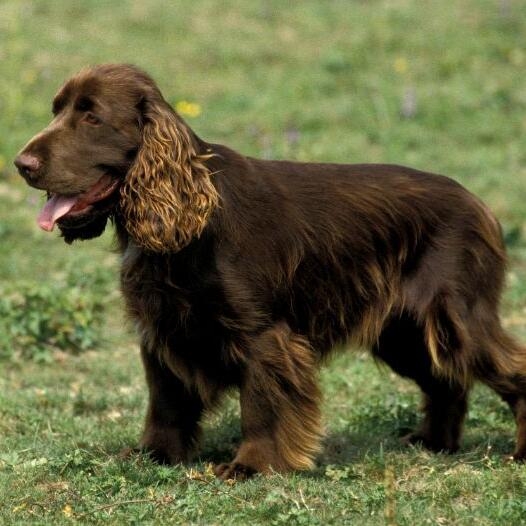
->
<box><xmin>1</xmin><ymin>0</ymin><xmax>526</xmax><ymax>523</ymax></box>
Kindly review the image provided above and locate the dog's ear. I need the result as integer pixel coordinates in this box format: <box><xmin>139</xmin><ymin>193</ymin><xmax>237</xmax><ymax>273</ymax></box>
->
<box><xmin>120</xmin><ymin>90</ymin><xmax>218</xmax><ymax>253</ymax></box>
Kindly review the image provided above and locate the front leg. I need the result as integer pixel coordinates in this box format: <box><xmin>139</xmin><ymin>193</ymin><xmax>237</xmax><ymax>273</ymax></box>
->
<box><xmin>139</xmin><ymin>344</ymin><xmax>204</xmax><ymax>464</ymax></box>
<box><xmin>214</xmin><ymin>323</ymin><xmax>322</xmax><ymax>479</ymax></box>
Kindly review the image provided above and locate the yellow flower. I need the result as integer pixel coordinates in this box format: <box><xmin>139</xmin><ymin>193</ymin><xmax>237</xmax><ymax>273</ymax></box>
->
<box><xmin>63</xmin><ymin>504</ymin><xmax>73</xmax><ymax>517</ymax></box>
<box><xmin>22</xmin><ymin>69</ymin><xmax>38</xmax><ymax>85</ymax></box>
<box><xmin>175</xmin><ymin>100</ymin><xmax>202</xmax><ymax>118</ymax></box>
<box><xmin>393</xmin><ymin>57</ymin><xmax>408</xmax><ymax>75</ymax></box>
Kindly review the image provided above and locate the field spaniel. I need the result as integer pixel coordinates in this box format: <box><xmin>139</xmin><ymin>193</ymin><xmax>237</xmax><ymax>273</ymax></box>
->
<box><xmin>15</xmin><ymin>64</ymin><xmax>526</xmax><ymax>479</ymax></box>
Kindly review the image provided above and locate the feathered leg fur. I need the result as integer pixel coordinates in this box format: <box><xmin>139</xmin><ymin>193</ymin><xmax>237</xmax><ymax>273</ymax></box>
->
<box><xmin>214</xmin><ymin>323</ymin><xmax>322</xmax><ymax>479</ymax></box>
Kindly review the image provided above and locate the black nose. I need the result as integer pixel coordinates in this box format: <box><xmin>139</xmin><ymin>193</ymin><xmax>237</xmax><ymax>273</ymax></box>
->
<box><xmin>14</xmin><ymin>153</ymin><xmax>42</xmax><ymax>180</ymax></box>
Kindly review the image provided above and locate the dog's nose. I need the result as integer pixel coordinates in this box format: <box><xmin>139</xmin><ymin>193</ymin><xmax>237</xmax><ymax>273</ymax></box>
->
<box><xmin>14</xmin><ymin>153</ymin><xmax>42</xmax><ymax>180</ymax></box>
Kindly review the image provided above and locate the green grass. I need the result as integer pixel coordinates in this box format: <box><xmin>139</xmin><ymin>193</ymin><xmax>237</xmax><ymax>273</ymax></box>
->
<box><xmin>1</xmin><ymin>0</ymin><xmax>526</xmax><ymax>524</ymax></box>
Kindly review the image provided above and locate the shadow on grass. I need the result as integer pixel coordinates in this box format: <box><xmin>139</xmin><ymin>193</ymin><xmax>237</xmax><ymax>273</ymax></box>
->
<box><xmin>199</xmin><ymin>407</ymin><xmax>418</xmax><ymax>468</ymax></box>
<box><xmin>101</xmin><ymin>395</ymin><xmax>517</xmax><ymax>478</ymax></box>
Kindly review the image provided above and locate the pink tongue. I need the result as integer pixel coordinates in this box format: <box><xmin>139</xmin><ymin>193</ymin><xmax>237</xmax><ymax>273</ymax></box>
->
<box><xmin>37</xmin><ymin>195</ymin><xmax>80</xmax><ymax>231</ymax></box>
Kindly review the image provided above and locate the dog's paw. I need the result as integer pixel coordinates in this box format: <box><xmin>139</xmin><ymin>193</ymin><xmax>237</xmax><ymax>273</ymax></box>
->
<box><xmin>509</xmin><ymin>450</ymin><xmax>526</xmax><ymax>462</ymax></box>
<box><xmin>213</xmin><ymin>462</ymin><xmax>257</xmax><ymax>481</ymax></box>
<box><xmin>401</xmin><ymin>431</ymin><xmax>458</xmax><ymax>453</ymax></box>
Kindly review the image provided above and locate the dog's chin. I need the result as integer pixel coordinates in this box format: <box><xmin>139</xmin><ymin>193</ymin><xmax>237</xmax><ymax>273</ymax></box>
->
<box><xmin>57</xmin><ymin>200</ymin><xmax>115</xmax><ymax>244</ymax></box>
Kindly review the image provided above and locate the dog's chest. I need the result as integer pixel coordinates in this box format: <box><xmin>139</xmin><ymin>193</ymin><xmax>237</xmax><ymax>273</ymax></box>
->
<box><xmin>120</xmin><ymin>243</ymin><xmax>240</xmax><ymax>391</ymax></box>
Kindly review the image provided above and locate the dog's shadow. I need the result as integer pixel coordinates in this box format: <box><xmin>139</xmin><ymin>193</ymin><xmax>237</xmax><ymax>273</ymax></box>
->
<box><xmin>198</xmin><ymin>405</ymin><xmax>413</xmax><ymax>469</ymax></box>
<box><xmin>197</xmin><ymin>403</ymin><xmax>516</xmax><ymax>476</ymax></box>
<box><xmin>105</xmin><ymin>390</ymin><xmax>515</xmax><ymax>475</ymax></box>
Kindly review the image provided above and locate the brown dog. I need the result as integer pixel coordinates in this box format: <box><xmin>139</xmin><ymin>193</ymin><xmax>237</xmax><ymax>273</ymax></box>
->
<box><xmin>15</xmin><ymin>64</ymin><xmax>526</xmax><ymax>479</ymax></box>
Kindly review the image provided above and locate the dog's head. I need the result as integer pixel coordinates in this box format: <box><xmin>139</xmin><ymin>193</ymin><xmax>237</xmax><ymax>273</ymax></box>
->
<box><xmin>14</xmin><ymin>64</ymin><xmax>217</xmax><ymax>251</ymax></box>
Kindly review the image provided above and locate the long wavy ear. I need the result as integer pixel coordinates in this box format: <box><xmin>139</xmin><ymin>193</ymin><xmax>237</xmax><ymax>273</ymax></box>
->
<box><xmin>120</xmin><ymin>92</ymin><xmax>218</xmax><ymax>253</ymax></box>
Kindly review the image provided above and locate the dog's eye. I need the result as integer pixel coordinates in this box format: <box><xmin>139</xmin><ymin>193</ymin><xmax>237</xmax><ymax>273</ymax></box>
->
<box><xmin>83</xmin><ymin>112</ymin><xmax>102</xmax><ymax>126</ymax></box>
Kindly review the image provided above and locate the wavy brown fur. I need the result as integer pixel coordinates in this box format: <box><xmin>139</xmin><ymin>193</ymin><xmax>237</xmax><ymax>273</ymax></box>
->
<box><xmin>120</xmin><ymin>94</ymin><xmax>218</xmax><ymax>253</ymax></box>
<box><xmin>15</xmin><ymin>63</ymin><xmax>526</xmax><ymax>479</ymax></box>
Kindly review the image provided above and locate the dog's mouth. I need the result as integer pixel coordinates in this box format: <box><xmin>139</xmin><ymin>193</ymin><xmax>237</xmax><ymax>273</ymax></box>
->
<box><xmin>37</xmin><ymin>174</ymin><xmax>120</xmax><ymax>232</ymax></box>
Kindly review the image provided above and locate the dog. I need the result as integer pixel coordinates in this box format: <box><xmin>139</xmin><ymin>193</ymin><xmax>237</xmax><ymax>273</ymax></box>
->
<box><xmin>15</xmin><ymin>64</ymin><xmax>526</xmax><ymax>479</ymax></box>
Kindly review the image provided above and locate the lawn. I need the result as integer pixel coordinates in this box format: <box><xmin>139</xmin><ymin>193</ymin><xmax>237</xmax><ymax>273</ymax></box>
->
<box><xmin>1</xmin><ymin>0</ymin><xmax>526</xmax><ymax>524</ymax></box>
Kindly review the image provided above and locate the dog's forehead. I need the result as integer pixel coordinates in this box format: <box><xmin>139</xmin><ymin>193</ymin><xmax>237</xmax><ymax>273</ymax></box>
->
<box><xmin>53</xmin><ymin>71</ymin><xmax>140</xmax><ymax>115</ymax></box>
<box><xmin>53</xmin><ymin>73</ymin><xmax>100</xmax><ymax>112</ymax></box>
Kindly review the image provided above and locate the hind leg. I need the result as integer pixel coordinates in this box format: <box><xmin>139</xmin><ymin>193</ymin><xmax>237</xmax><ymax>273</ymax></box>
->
<box><xmin>510</xmin><ymin>396</ymin><xmax>526</xmax><ymax>461</ymax></box>
<box><xmin>404</xmin><ymin>381</ymin><xmax>468</xmax><ymax>452</ymax></box>
<box><xmin>497</xmin><ymin>393</ymin><xmax>526</xmax><ymax>460</ymax></box>
<box><xmin>476</xmin><ymin>352</ymin><xmax>526</xmax><ymax>460</ymax></box>
<box><xmin>374</xmin><ymin>313</ymin><xmax>469</xmax><ymax>452</ymax></box>
<box><xmin>455</xmin><ymin>299</ymin><xmax>526</xmax><ymax>460</ymax></box>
